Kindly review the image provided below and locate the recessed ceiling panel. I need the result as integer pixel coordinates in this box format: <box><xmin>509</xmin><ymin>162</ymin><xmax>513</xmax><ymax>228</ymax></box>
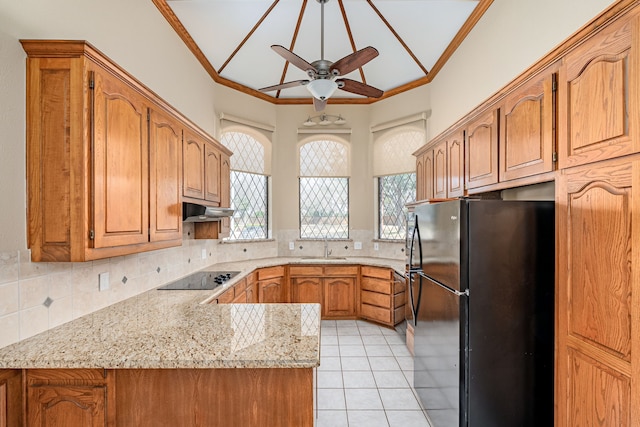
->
<box><xmin>161</xmin><ymin>0</ymin><xmax>491</xmax><ymax>103</ymax></box>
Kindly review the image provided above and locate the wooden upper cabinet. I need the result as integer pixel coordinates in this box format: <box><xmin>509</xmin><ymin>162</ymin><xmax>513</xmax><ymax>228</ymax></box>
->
<box><xmin>446</xmin><ymin>130</ymin><xmax>464</xmax><ymax>197</ymax></box>
<box><xmin>149</xmin><ymin>109</ymin><xmax>183</xmax><ymax>243</ymax></box>
<box><xmin>415</xmin><ymin>149</ymin><xmax>434</xmax><ymax>201</ymax></box>
<box><xmin>500</xmin><ymin>64</ymin><xmax>557</xmax><ymax>181</ymax></box>
<box><xmin>465</xmin><ymin>109</ymin><xmax>499</xmax><ymax>190</ymax></box>
<box><xmin>22</xmin><ymin>41</ymin><xmax>185</xmax><ymax>261</ymax></box>
<box><xmin>219</xmin><ymin>153</ymin><xmax>231</xmax><ymax>238</ymax></box>
<box><xmin>182</xmin><ymin>130</ymin><xmax>206</xmax><ymax>200</ymax></box>
<box><xmin>92</xmin><ymin>66</ymin><xmax>150</xmax><ymax>249</ymax></box>
<box><xmin>558</xmin><ymin>12</ymin><xmax>636</xmax><ymax>169</ymax></box>
<box><xmin>433</xmin><ymin>141</ymin><xmax>448</xmax><ymax>199</ymax></box>
<box><xmin>204</xmin><ymin>143</ymin><xmax>221</xmax><ymax>203</ymax></box>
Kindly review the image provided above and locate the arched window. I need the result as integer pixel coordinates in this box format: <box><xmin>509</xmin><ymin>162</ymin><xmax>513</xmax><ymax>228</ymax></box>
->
<box><xmin>373</xmin><ymin>129</ymin><xmax>424</xmax><ymax>240</ymax></box>
<box><xmin>298</xmin><ymin>137</ymin><xmax>350</xmax><ymax>239</ymax></box>
<box><xmin>221</xmin><ymin>130</ymin><xmax>270</xmax><ymax>240</ymax></box>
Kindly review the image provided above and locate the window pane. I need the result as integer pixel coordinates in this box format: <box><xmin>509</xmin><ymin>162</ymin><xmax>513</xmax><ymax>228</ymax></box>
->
<box><xmin>300</xmin><ymin>177</ymin><xmax>349</xmax><ymax>239</ymax></box>
<box><xmin>378</xmin><ymin>173</ymin><xmax>416</xmax><ymax>240</ymax></box>
<box><xmin>228</xmin><ymin>171</ymin><xmax>268</xmax><ymax>240</ymax></box>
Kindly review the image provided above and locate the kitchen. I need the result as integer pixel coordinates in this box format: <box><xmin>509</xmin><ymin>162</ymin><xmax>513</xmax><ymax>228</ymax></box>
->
<box><xmin>0</xmin><ymin>0</ymin><xmax>637</xmax><ymax>426</ymax></box>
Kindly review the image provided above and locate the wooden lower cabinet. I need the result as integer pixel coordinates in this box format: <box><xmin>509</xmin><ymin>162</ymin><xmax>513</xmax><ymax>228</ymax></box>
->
<box><xmin>323</xmin><ymin>277</ymin><xmax>356</xmax><ymax>318</ymax></box>
<box><xmin>257</xmin><ymin>266</ymin><xmax>287</xmax><ymax>303</ymax></box>
<box><xmin>360</xmin><ymin>266</ymin><xmax>406</xmax><ymax>327</ymax></box>
<box><xmin>556</xmin><ymin>155</ymin><xmax>639</xmax><ymax>427</ymax></box>
<box><xmin>291</xmin><ymin>277</ymin><xmax>322</xmax><ymax>304</ymax></box>
<box><xmin>26</xmin><ymin>369</ymin><xmax>114</xmax><ymax>427</ymax></box>
<box><xmin>0</xmin><ymin>370</ymin><xmax>22</xmax><ymax>427</ymax></box>
<box><xmin>8</xmin><ymin>368</ymin><xmax>313</xmax><ymax>427</ymax></box>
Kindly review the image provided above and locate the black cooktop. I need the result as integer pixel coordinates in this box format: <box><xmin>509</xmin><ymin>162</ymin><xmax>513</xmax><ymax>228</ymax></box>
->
<box><xmin>157</xmin><ymin>271</ymin><xmax>240</xmax><ymax>290</ymax></box>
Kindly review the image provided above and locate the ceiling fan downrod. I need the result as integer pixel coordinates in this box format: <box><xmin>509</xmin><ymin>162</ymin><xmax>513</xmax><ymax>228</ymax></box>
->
<box><xmin>318</xmin><ymin>0</ymin><xmax>329</xmax><ymax>61</ymax></box>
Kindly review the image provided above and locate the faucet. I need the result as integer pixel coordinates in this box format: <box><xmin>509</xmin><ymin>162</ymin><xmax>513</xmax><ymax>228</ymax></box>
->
<box><xmin>324</xmin><ymin>239</ymin><xmax>332</xmax><ymax>258</ymax></box>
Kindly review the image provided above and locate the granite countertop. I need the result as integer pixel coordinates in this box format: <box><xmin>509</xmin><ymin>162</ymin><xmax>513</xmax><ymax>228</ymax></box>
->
<box><xmin>0</xmin><ymin>256</ymin><xmax>403</xmax><ymax>370</ymax></box>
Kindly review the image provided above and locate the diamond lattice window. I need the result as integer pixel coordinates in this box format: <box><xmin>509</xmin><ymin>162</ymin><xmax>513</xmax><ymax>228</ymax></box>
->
<box><xmin>299</xmin><ymin>139</ymin><xmax>349</xmax><ymax>239</ymax></box>
<box><xmin>379</xmin><ymin>173</ymin><xmax>416</xmax><ymax>240</ymax></box>
<box><xmin>300</xmin><ymin>177</ymin><xmax>349</xmax><ymax>239</ymax></box>
<box><xmin>221</xmin><ymin>131</ymin><xmax>269</xmax><ymax>240</ymax></box>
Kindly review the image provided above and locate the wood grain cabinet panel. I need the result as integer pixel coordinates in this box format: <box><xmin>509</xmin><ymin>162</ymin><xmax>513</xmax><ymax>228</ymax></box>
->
<box><xmin>558</xmin><ymin>13</ymin><xmax>636</xmax><ymax>168</ymax></box>
<box><xmin>149</xmin><ymin>108</ymin><xmax>183</xmax><ymax>243</ymax></box>
<box><xmin>567</xmin><ymin>349</ymin><xmax>631</xmax><ymax>427</ymax></box>
<box><xmin>291</xmin><ymin>277</ymin><xmax>322</xmax><ymax>304</ymax></box>
<box><xmin>0</xmin><ymin>370</ymin><xmax>22</xmax><ymax>427</ymax></box>
<box><xmin>204</xmin><ymin>143</ymin><xmax>221</xmax><ymax>203</ymax></box>
<box><xmin>26</xmin><ymin>369</ymin><xmax>114</xmax><ymax>427</ymax></box>
<box><xmin>92</xmin><ymin>66</ymin><xmax>150</xmax><ymax>249</ymax></box>
<box><xmin>415</xmin><ymin>149</ymin><xmax>434</xmax><ymax>201</ymax></box>
<box><xmin>557</xmin><ymin>156</ymin><xmax>638</xmax><ymax>427</ymax></box>
<box><xmin>433</xmin><ymin>141</ymin><xmax>448</xmax><ymax>199</ymax></box>
<box><xmin>323</xmin><ymin>277</ymin><xmax>356</xmax><ymax>318</ymax></box>
<box><xmin>182</xmin><ymin>130</ymin><xmax>206</xmax><ymax>200</ymax></box>
<box><xmin>500</xmin><ymin>65</ymin><xmax>557</xmax><ymax>181</ymax></box>
<box><xmin>447</xmin><ymin>131</ymin><xmax>465</xmax><ymax>197</ymax></box>
<box><xmin>465</xmin><ymin>109</ymin><xmax>499</xmax><ymax>190</ymax></box>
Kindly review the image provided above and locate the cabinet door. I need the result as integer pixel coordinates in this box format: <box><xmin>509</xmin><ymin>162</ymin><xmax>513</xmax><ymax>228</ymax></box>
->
<box><xmin>500</xmin><ymin>67</ymin><xmax>556</xmax><ymax>181</ymax></box>
<box><xmin>149</xmin><ymin>109</ymin><xmax>182</xmax><ymax>242</ymax></box>
<box><xmin>466</xmin><ymin>109</ymin><xmax>499</xmax><ymax>189</ymax></box>
<box><xmin>246</xmin><ymin>272</ymin><xmax>257</xmax><ymax>303</ymax></box>
<box><xmin>558</xmin><ymin>14</ymin><xmax>635</xmax><ymax>169</ymax></box>
<box><xmin>433</xmin><ymin>141</ymin><xmax>447</xmax><ymax>198</ymax></box>
<box><xmin>0</xmin><ymin>370</ymin><xmax>22</xmax><ymax>427</ymax></box>
<box><xmin>92</xmin><ymin>66</ymin><xmax>149</xmax><ymax>249</ymax></box>
<box><xmin>323</xmin><ymin>277</ymin><xmax>356</xmax><ymax>318</ymax></box>
<box><xmin>259</xmin><ymin>278</ymin><xmax>285</xmax><ymax>303</ymax></box>
<box><xmin>183</xmin><ymin>130</ymin><xmax>205</xmax><ymax>199</ymax></box>
<box><xmin>219</xmin><ymin>153</ymin><xmax>231</xmax><ymax>237</ymax></box>
<box><xmin>204</xmin><ymin>143</ymin><xmax>221</xmax><ymax>203</ymax></box>
<box><xmin>415</xmin><ymin>154</ymin><xmax>425</xmax><ymax>200</ymax></box>
<box><xmin>447</xmin><ymin>131</ymin><xmax>464</xmax><ymax>197</ymax></box>
<box><xmin>416</xmin><ymin>150</ymin><xmax>434</xmax><ymax>201</ymax></box>
<box><xmin>28</xmin><ymin>385</ymin><xmax>106</xmax><ymax>427</ymax></box>
<box><xmin>556</xmin><ymin>157</ymin><xmax>636</xmax><ymax>427</ymax></box>
<box><xmin>291</xmin><ymin>277</ymin><xmax>322</xmax><ymax>304</ymax></box>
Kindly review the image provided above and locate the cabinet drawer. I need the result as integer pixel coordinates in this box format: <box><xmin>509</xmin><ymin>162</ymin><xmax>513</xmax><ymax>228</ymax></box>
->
<box><xmin>324</xmin><ymin>265</ymin><xmax>358</xmax><ymax>276</ymax></box>
<box><xmin>257</xmin><ymin>266</ymin><xmax>285</xmax><ymax>280</ymax></box>
<box><xmin>393</xmin><ymin>276</ymin><xmax>407</xmax><ymax>293</ymax></box>
<box><xmin>290</xmin><ymin>266</ymin><xmax>323</xmax><ymax>276</ymax></box>
<box><xmin>393</xmin><ymin>291</ymin><xmax>406</xmax><ymax>309</ymax></box>
<box><xmin>361</xmin><ymin>277</ymin><xmax>392</xmax><ymax>294</ymax></box>
<box><xmin>361</xmin><ymin>290</ymin><xmax>391</xmax><ymax>308</ymax></box>
<box><xmin>360</xmin><ymin>303</ymin><xmax>391</xmax><ymax>324</ymax></box>
<box><xmin>393</xmin><ymin>306</ymin><xmax>404</xmax><ymax>325</ymax></box>
<box><xmin>361</xmin><ymin>266</ymin><xmax>391</xmax><ymax>280</ymax></box>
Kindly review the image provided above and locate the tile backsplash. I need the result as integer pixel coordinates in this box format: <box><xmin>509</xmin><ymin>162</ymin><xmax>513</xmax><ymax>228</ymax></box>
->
<box><xmin>0</xmin><ymin>226</ymin><xmax>403</xmax><ymax>349</ymax></box>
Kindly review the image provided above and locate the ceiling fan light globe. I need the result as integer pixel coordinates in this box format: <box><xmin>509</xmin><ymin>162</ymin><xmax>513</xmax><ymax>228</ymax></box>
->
<box><xmin>306</xmin><ymin>79</ymin><xmax>338</xmax><ymax>101</ymax></box>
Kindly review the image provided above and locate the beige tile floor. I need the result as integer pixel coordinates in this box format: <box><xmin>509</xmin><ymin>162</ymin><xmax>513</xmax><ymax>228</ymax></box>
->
<box><xmin>315</xmin><ymin>320</ymin><xmax>431</xmax><ymax>427</ymax></box>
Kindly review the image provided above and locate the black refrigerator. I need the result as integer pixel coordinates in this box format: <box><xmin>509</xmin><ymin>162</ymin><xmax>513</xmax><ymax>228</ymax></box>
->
<box><xmin>406</xmin><ymin>199</ymin><xmax>554</xmax><ymax>427</ymax></box>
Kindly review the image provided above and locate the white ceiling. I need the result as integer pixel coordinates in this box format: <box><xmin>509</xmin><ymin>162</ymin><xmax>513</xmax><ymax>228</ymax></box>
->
<box><xmin>161</xmin><ymin>0</ymin><xmax>487</xmax><ymax>102</ymax></box>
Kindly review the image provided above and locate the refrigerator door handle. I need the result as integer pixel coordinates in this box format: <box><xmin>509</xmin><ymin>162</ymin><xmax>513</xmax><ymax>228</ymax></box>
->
<box><xmin>405</xmin><ymin>271</ymin><xmax>423</xmax><ymax>326</ymax></box>
<box><xmin>418</xmin><ymin>271</ymin><xmax>469</xmax><ymax>297</ymax></box>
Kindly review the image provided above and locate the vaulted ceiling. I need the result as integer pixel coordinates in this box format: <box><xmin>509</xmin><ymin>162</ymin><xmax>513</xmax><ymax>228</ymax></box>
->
<box><xmin>152</xmin><ymin>0</ymin><xmax>493</xmax><ymax>106</ymax></box>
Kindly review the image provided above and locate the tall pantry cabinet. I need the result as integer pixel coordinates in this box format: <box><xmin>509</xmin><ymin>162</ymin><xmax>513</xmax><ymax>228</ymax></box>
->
<box><xmin>555</xmin><ymin>5</ymin><xmax>640</xmax><ymax>426</ymax></box>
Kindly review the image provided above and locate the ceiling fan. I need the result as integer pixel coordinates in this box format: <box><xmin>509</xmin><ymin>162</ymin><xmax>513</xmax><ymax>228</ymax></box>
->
<box><xmin>259</xmin><ymin>0</ymin><xmax>384</xmax><ymax>111</ymax></box>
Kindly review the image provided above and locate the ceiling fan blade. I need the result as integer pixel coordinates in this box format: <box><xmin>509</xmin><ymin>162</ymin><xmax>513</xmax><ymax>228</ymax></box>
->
<box><xmin>259</xmin><ymin>80</ymin><xmax>309</xmax><ymax>92</ymax></box>
<box><xmin>338</xmin><ymin>79</ymin><xmax>384</xmax><ymax>98</ymax></box>
<box><xmin>313</xmin><ymin>97</ymin><xmax>327</xmax><ymax>112</ymax></box>
<box><xmin>271</xmin><ymin>45</ymin><xmax>316</xmax><ymax>74</ymax></box>
<box><xmin>330</xmin><ymin>46</ymin><xmax>379</xmax><ymax>76</ymax></box>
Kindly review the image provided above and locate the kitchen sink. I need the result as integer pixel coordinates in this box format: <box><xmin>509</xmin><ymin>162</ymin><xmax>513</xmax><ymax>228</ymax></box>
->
<box><xmin>300</xmin><ymin>256</ymin><xmax>347</xmax><ymax>261</ymax></box>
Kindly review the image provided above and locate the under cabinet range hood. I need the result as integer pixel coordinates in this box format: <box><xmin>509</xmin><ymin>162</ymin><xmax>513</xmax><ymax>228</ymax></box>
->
<box><xmin>182</xmin><ymin>202</ymin><xmax>234</xmax><ymax>222</ymax></box>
